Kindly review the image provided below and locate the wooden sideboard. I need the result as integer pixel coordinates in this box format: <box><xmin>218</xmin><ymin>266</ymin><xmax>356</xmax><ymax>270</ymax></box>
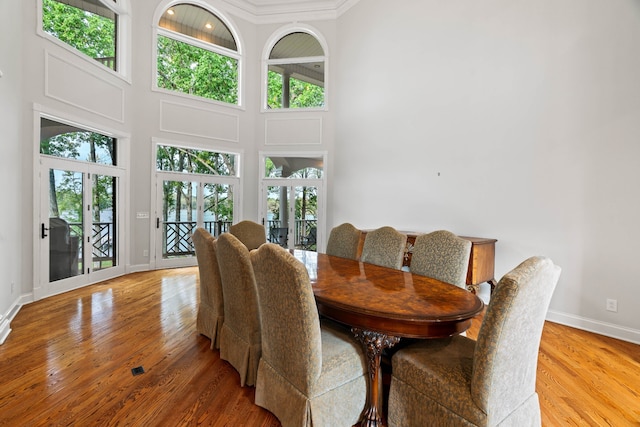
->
<box><xmin>358</xmin><ymin>231</ymin><xmax>497</xmax><ymax>294</ymax></box>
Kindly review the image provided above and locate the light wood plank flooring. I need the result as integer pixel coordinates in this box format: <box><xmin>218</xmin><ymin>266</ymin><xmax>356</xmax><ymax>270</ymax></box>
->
<box><xmin>0</xmin><ymin>267</ymin><xmax>638</xmax><ymax>426</ymax></box>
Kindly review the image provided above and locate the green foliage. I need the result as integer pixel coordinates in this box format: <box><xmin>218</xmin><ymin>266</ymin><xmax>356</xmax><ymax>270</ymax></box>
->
<box><xmin>42</xmin><ymin>0</ymin><xmax>115</xmax><ymax>67</ymax></box>
<box><xmin>267</xmin><ymin>70</ymin><xmax>324</xmax><ymax>109</ymax></box>
<box><xmin>43</xmin><ymin>128</ymin><xmax>116</xmax><ymax>221</ymax></box>
<box><xmin>157</xmin><ymin>145</ymin><xmax>236</xmax><ymax>222</ymax></box>
<box><xmin>157</xmin><ymin>35</ymin><xmax>238</xmax><ymax>104</ymax></box>
<box><xmin>55</xmin><ymin>170</ymin><xmax>83</xmax><ymax>222</ymax></box>
<box><xmin>290</xmin><ymin>76</ymin><xmax>324</xmax><ymax>108</ymax></box>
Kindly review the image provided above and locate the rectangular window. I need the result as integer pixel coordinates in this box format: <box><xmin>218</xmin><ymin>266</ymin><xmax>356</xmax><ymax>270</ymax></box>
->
<box><xmin>42</xmin><ymin>0</ymin><xmax>117</xmax><ymax>71</ymax></box>
<box><xmin>156</xmin><ymin>35</ymin><xmax>238</xmax><ymax>105</ymax></box>
<box><xmin>40</xmin><ymin>118</ymin><xmax>116</xmax><ymax>166</ymax></box>
<box><xmin>156</xmin><ymin>145</ymin><xmax>237</xmax><ymax>177</ymax></box>
<box><xmin>267</xmin><ymin>67</ymin><xmax>325</xmax><ymax>109</ymax></box>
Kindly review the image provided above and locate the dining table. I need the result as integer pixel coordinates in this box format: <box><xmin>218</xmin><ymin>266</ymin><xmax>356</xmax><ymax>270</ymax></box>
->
<box><xmin>292</xmin><ymin>250</ymin><xmax>485</xmax><ymax>427</ymax></box>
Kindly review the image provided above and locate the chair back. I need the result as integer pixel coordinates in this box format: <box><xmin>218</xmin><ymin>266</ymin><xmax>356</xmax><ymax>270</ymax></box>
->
<box><xmin>410</xmin><ymin>230</ymin><xmax>471</xmax><ymax>288</ymax></box>
<box><xmin>361</xmin><ymin>226</ymin><xmax>407</xmax><ymax>270</ymax></box>
<box><xmin>471</xmin><ymin>256</ymin><xmax>561</xmax><ymax>421</ymax></box>
<box><xmin>326</xmin><ymin>223</ymin><xmax>362</xmax><ymax>260</ymax></box>
<box><xmin>229</xmin><ymin>220</ymin><xmax>266</xmax><ymax>250</ymax></box>
<box><xmin>250</xmin><ymin>243</ymin><xmax>322</xmax><ymax>393</ymax></box>
<box><xmin>216</xmin><ymin>232</ymin><xmax>262</xmax><ymax>385</ymax></box>
<box><xmin>191</xmin><ymin>227</ymin><xmax>224</xmax><ymax>348</ymax></box>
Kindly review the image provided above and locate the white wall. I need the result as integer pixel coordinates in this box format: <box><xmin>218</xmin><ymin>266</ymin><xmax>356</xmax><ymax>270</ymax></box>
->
<box><xmin>0</xmin><ymin>0</ymin><xmax>23</xmax><ymax>342</ymax></box>
<box><xmin>7</xmin><ymin>0</ymin><xmax>640</xmax><ymax>345</ymax></box>
<box><xmin>334</xmin><ymin>0</ymin><xmax>640</xmax><ymax>342</ymax></box>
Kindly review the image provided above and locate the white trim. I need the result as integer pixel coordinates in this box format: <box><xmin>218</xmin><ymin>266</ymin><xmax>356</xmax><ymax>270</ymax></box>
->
<box><xmin>151</xmin><ymin>0</ymin><xmax>244</xmax><ymax>108</ymax></box>
<box><xmin>37</xmin><ymin>0</ymin><xmax>132</xmax><ymax>83</ymax></box>
<box><xmin>217</xmin><ymin>0</ymin><xmax>358</xmax><ymax>24</ymax></box>
<box><xmin>149</xmin><ymin>138</ymin><xmax>244</xmax><ymax>270</ymax></box>
<box><xmin>44</xmin><ymin>50</ymin><xmax>126</xmax><ymax>123</ymax></box>
<box><xmin>0</xmin><ymin>300</ymin><xmax>19</xmax><ymax>345</ymax></box>
<box><xmin>265</xmin><ymin>116</ymin><xmax>322</xmax><ymax>145</ymax></box>
<box><xmin>547</xmin><ymin>309</ymin><xmax>640</xmax><ymax>345</ymax></box>
<box><xmin>159</xmin><ymin>99</ymin><xmax>241</xmax><ymax>142</ymax></box>
<box><xmin>262</xmin><ymin>24</ymin><xmax>329</xmax><ymax>112</ymax></box>
<box><xmin>258</xmin><ymin>150</ymin><xmax>328</xmax><ymax>250</ymax></box>
<box><xmin>32</xmin><ymin>104</ymin><xmax>130</xmax><ymax>301</ymax></box>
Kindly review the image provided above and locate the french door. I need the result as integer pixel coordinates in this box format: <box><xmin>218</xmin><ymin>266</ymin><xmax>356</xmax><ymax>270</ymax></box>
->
<box><xmin>261</xmin><ymin>181</ymin><xmax>322</xmax><ymax>251</ymax></box>
<box><xmin>37</xmin><ymin>157</ymin><xmax>124</xmax><ymax>299</ymax></box>
<box><xmin>259</xmin><ymin>152</ymin><xmax>326</xmax><ymax>252</ymax></box>
<box><xmin>154</xmin><ymin>173</ymin><xmax>237</xmax><ymax>269</ymax></box>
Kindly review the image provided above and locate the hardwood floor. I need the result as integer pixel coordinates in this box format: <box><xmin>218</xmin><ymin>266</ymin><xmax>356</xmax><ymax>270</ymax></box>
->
<box><xmin>0</xmin><ymin>267</ymin><xmax>638</xmax><ymax>426</ymax></box>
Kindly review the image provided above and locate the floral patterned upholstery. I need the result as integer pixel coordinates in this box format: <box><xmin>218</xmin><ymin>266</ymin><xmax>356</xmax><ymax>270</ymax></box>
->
<box><xmin>410</xmin><ymin>230</ymin><xmax>472</xmax><ymax>288</ymax></box>
<box><xmin>325</xmin><ymin>223</ymin><xmax>362</xmax><ymax>260</ymax></box>
<box><xmin>250</xmin><ymin>243</ymin><xmax>368</xmax><ymax>427</ymax></box>
<box><xmin>229</xmin><ymin>220</ymin><xmax>267</xmax><ymax>250</ymax></box>
<box><xmin>192</xmin><ymin>227</ymin><xmax>224</xmax><ymax>349</ymax></box>
<box><xmin>388</xmin><ymin>256</ymin><xmax>561</xmax><ymax>427</ymax></box>
<box><xmin>216</xmin><ymin>233</ymin><xmax>262</xmax><ymax>387</ymax></box>
<box><xmin>360</xmin><ymin>226</ymin><xmax>407</xmax><ymax>270</ymax></box>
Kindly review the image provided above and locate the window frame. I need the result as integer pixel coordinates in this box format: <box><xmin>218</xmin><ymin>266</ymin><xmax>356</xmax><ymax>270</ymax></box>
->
<box><xmin>37</xmin><ymin>0</ymin><xmax>132</xmax><ymax>82</ymax></box>
<box><xmin>262</xmin><ymin>25</ymin><xmax>329</xmax><ymax>113</ymax></box>
<box><xmin>151</xmin><ymin>1</ymin><xmax>243</xmax><ymax>109</ymax></box>
<box><xmin>150</xmin><ymin>137</ymin><xmax>243</xmax><ymax>270</ymax></box>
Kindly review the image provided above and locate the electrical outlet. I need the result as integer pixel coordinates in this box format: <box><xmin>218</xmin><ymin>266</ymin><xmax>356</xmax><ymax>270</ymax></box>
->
<box><xmin>143</xmin><ymin>250</ymin><xmax>149</xmax><ymax>257</ymax></box>
<box><xmin>606</xmin><ymin>298</ymin><xmax>618</xmax><ymax>312</ymax></box>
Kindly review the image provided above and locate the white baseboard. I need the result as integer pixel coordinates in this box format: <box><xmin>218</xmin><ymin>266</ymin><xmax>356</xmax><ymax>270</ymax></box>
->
<box><xmin>126</xmin><ymin>263</ymin><xmax>151</xmax><ymax>274</ymax></box>
<box><xmin>547</xmin><ymin>309</ymin><xmax>640</xmax><ymax>345</ymax></box>
<box><xmin>0</xmin><ymin>299</ymin><xmax>23</xmax><ymax>345</ymax></box>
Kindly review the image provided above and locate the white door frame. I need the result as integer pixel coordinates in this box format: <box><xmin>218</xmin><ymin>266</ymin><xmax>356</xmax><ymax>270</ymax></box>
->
<box><xmin>152</xmin><ymin>171</ymin><xmax>239</xmax><ymax>269</ymax></box>
<box><xmin>258</xmin><ymin>151</ymin><xmax>327</xmax><ymax>252</ymax></box>
<box><xmin>36</xmin><ymin>157</ymin><xmax>126</xmax><ymax>300</ymax></box>
<box><xmin>33</xmin><ymin>108</ymin><xmax>129</xmax><ymax>301</ymax></box>
<box><xmin>149</xmin><ymin>139</ymin><xmax>242</xmax><ymax>270</ymax></box>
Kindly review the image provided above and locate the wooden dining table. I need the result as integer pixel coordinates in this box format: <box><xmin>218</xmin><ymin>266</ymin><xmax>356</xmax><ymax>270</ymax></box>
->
<box><xmin>292</xmin><ymin>250</ymin><xmax>485</xmax><ymax>427</ymax></box>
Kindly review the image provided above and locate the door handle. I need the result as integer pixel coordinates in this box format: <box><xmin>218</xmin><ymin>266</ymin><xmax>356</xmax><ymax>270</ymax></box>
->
<box><xmin>41</xmin><ymin>223</ymin><xmax>49</xmax><ymax>239</ymax></box>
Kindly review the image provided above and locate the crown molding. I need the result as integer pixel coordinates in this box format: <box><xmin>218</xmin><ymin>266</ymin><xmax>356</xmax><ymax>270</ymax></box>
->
<box><xmin>219</xmin><ymin>0</ymin><xmax>360</xmax><ymax>24</ymax></box>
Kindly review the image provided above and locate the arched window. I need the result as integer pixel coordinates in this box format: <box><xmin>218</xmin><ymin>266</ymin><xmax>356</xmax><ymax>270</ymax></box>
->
<box><xmin>41</xmin><ymin>0</ymin><xmax>128</xmax><ymax>74</ymax></box>
<box><xmin>265</xmin><ymin>29</ymin><xmax>327</xmax><ymax>110</ymax></box>
<box><xmin>155</xmin><ymin>2</ymin><xmax>241</xmax><ymax>105</ymax></box>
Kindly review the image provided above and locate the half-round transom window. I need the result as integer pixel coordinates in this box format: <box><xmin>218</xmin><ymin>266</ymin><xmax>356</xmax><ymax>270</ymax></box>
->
<box><xmin>267</xmin><ymin>32</ymin><xmax>325</xmax><ymax>109</ymax></box>
<box><xmin>156</xmin><ymin>3</ymin><xmax>239</xmax><ymax>105</ymax></box>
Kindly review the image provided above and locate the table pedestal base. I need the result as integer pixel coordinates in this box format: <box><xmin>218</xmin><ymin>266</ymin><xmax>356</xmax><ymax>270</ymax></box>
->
<box><xmin>352</xmin><ymin>328</ymin><xmax>401</xmax><ymax>427</ymax></box>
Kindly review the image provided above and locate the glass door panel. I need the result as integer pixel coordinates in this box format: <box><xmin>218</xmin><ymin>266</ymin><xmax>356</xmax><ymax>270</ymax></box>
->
<box><xmin>48</xmin><ymin>168</ymin><xmax>84</xmax><ymax>282</ymax></box>
<box><xmin>266</xmin><ymin>185</ymin><xmax>290</xmax><ymax>248</ymax></box>
<box><xmin>161</xmin><ymin>180</ymin><xmax>197</xmax><ymax>259</ymax></box>
<box><xmin>91</xmin><ymin>174</ymin><xmax>117</xmax><ymax>271</ymax></box>
<box><xmin>295</xmin><ymin>185</ymin><xmax>317</xmax><ymax>251</ymax></box>
<box><xmin>203</xmin><ymin>182</ymin><xmax>234</xmax><ymax>236</ymax></box>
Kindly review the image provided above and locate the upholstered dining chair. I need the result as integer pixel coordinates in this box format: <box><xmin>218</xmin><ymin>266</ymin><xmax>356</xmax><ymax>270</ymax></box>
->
<box><xmin>387</xmin><ymin>256</ymin><xmax>561</xmax><ymax>427</ymax></box>
<box><xmin>325</xmin><ymin>222</ymin><xmax>362</xmax><ymax>260</ymax></box>
<box><xmin>410</xmin><ymin>230</ymin><xmax>472</xmax><ymax>288</ymax></box>
<box><xmin>360</xmin><ymin>226</ymin><xmax>407</xmax><ymax>270</ymax></box>
<box><xmin>216</xmin><ymin>232</ymin><xmax>262</xmax><ymax>387</ymax></box>
<box><xmin>229</xmin><ymin>220</ymin><xmax>267</xmax><ymax>250</ymax></box>
<box><xmin>250</xmin><ymin>243</ymin><xmax>368</xmax><ymax>427</ymax></box>
<box><xmin>191</xmin><ymin>227</ymin><xmax>224</xmax><ymax>350</ymax></box>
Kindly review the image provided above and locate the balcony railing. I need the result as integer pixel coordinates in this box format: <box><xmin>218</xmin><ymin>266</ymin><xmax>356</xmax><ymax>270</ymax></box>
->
<box><xmin>67</xmin><ymin>219</ymin><xmax>318</xmax><ymax>263</ymax></box>
<box><xmin>163</xmin><ymin>219</ymin><xmax>318</xmax><ymax>257</ymax></box>
<box><xmin>266</xmin><ymin>219</ymin><xmax>317</xmax><ymax>250</ymax></box>
<box><xmin>163</xmin><ymin>220</ymin><xmax>232</xmax><ymax>258</ymax></box>
<box><xmin>69</xmin><ymin>222</ymin><xmax>115</xmax><ymax>270</ymax></box>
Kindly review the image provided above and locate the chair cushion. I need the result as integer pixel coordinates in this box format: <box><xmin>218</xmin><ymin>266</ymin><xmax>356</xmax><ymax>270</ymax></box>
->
<box><xmin>311</xmin><ymin>319</ymin><xmax>368</xmax><ymax>397</ymax></box>
<box><xmin>391</xmin><ymin>336</ymin><xmax>487</xmax><ymax>425</ymax></box>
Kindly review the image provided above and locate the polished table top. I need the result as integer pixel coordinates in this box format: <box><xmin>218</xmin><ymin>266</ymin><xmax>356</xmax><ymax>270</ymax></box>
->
<box><xmin>292</xmin><ymin>250</ymin><xmax>484</xmax><ymax>426</ymax></box>
<box><xmin>293</xmin><ymin>250</ymin><xmax>485</xmax><ymax>338</ymax></box>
